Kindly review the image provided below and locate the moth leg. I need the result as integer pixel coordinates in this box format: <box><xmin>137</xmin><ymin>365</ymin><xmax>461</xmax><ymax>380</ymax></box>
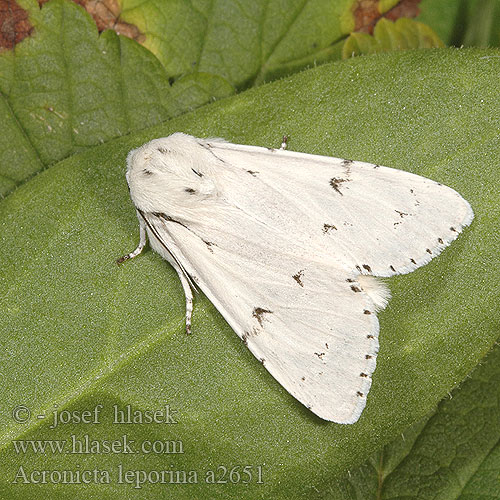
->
<box><xmin>117</xmin><ymin>219</ymin><xmax>147</xmax><ymax>264</ymax></box>
<box><xmin>280</xmin><ymin>135</ymin><xmax>288</xmax><ymax>150</ymax></box>
<box><xmin>174</xmin><ymin>266</ymin><xmax>194</xmax><ymax>335</ymax></box>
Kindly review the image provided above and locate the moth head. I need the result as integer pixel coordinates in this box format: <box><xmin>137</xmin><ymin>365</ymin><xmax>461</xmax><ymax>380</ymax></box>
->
<box><xmin>125</xmin><ymin>133</ymin><xmax>218</xmax><ymax>213</ymax></box>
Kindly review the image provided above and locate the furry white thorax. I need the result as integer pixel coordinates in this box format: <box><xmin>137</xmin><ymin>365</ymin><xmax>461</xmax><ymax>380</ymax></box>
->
<box><xmin>126</xmin><ymin>133</ymin><xmax>224</xmax><ymax>220</ymax></box>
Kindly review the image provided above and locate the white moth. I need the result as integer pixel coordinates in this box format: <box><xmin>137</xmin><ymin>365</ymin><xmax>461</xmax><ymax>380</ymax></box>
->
<box><xmin>120</xmin><ymin>132</ymin><xmax>474</xmax><ymax>424</ymax></box>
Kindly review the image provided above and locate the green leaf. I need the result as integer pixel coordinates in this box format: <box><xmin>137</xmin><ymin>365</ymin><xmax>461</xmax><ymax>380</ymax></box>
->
<box><xmin>119</xmin><ymin>0</ymin><xmax>356</xmax><ymax>88</ymax></box>
<box><xmin>461</xmin><ymin>0</ymin><xmax>500</xmax><ymax>48</ymax></box>
<box><xmin>0</xmin><ymin>0</ymin><xmax>233</xmax><ymax>198</ymax></box>
<box><xmin>418</xmin><ymin>0</ymin><xmax>500</xmax><ymax>49</ymax></box>
<box><xmin>0</xmin><ymin>48</ymin><xmax>499</xmax><ymax>499</ymax></box>
<box><xmin>342</xmin><ymin>18</ymin><xmax>444</xmax><ymax>58</ymax></box>
<box><xmin>327</xmin><ymin>342</ymin><xmax>500</xmax><ymax>499</ymax></box>
<box><xmin>417</xmin><ymin>0</ymin><xmax>463</xmax><ymax>45</ymax></box>
<box><xmin>379</xmin><ymin>0</ymin><xmax>399</xmax><ymax>11</ymax></box>
<box><xmin>168</xmin><ymin>72</ymin><xmax>234</xmax><ymax>117</ymax></box>
<box><xmin>2</xmin><ymin>0</ymin><xmax>451</xmax><ymax>201</ymax></box>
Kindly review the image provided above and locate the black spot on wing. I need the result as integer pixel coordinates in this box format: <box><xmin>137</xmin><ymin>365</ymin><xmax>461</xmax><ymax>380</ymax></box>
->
<box><xmin>157</xmin><ymin>147</ymin><xmax>170</xmax><ymax>154</ymax></box>
<box><xmin>323</xmin><ymin>223</ymin><xmax>337</xmax><ymax>233</ymax></box>
<box><xmin>246</xmin><ymin>327</ymin><xmax>260</xmax><ymax>338</ymax></box>
<box><xmin>252</xmin><ymin>307</ymin><xmax>273</xmax><ymax>327</ymax></box>
<box><xmin>191</xmin><ymin>168</ymin><xmax>203</xmax><ymax>177</ymax></box>
<box><xmin>390</xmin><ymin>265</ymin><xmax>396</xmax><ymax>272</ymax></box>
<box><xmin>143</xmin><ymin>169</ymin><xmax>154</xmax><ymax>176</ymax></box>
<box><xmin>314</xmin><ymin>352</ymin><xmax>325</xmax><ymax>360</ymax></box>
<box><xmin>329</xmin><ymin>177</ymin><xmax>351</xmax><ymax>195</ymax></box>
<box><xmin>185</xmin><ymin>187</ymin><xmax>196</xmax><ymax>194</ymax></box>
<box><xmin>292</xmin><ymin>269</ymin><xmax>304</xmax><ymax>287</ymax></box>
<box><xmin>203</xmin><ymin>240</ymin><xmax>215</xmax><ymax>253</ymax></box>
<box><xmin>362</xmin><ymin>264</ymin><xmax>372</xmax><ymax>272</ymax></box>
<box><xmin>351</xmin><ymin>285</ymin><xmax>362</xmax><ymax>293</ymax></box>
<box><xmin>409</xmin><ymin>188</ymin><xmax>421</xmax><ymax>206</ymax></box>
<box><xmin>247</xmin><ymin>170</ymin><xmax>259</xmax><ymax>176</ymax></box>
